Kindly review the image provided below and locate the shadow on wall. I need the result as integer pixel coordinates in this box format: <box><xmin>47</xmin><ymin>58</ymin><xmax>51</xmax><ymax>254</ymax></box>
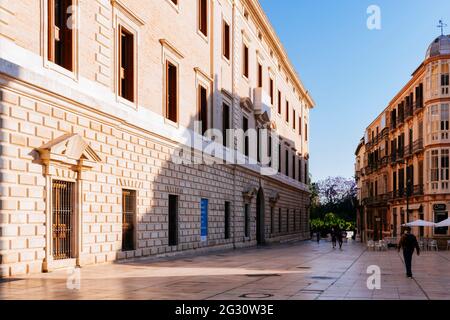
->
<box><xmin>110</xmin><ymin>76</ymin><xmax>305</xmax><ymax>265</ymax></box>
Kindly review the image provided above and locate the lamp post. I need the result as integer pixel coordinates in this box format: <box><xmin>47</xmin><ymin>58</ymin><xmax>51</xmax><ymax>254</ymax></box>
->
<box><xmin>406</xmin><ymin>177</ymin><xmax>412</xmax><ymax>223</ymax></box>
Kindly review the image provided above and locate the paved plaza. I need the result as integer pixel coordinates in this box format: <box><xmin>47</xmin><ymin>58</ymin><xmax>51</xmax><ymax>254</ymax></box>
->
<box><xmin>1</xmin><ymin>240</ymin><xmax>450</xmax><ymax>300</ymax></box>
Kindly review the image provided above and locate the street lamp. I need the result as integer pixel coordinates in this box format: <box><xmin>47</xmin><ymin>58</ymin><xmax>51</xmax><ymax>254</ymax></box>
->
<box><xmin>406</xmin><ymin>177</ymin><xmax>412</xmax><ymax>223</ymax></box>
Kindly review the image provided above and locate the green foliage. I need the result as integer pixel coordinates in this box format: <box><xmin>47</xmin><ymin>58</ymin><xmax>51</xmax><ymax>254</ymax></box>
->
<box><xmin>310</xmin><ymin>212</ymin><xmax>355</xmax><ymax>232</ymax></box>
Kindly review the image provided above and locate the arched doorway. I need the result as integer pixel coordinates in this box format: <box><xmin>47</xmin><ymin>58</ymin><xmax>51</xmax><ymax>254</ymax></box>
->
<box><xmin>256</xmin><ymin>188</ymin><xmax>265</xmax><ymax>245</ymax></box>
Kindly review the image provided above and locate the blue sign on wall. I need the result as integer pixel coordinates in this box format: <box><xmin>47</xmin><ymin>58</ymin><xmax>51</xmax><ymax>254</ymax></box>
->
<box><xmin>201</xmin><ymin>199</ymin><xmax>209</xmax><ymax>241</ymax></box>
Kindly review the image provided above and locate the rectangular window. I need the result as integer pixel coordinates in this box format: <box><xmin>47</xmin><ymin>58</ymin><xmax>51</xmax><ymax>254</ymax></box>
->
<box><xmin>166</xmin><ymin>61</ymin><xmax>178</xmax><ymax>122</ymax></box>
<box><xmin>118</xmin><ymin>26</ymin><xmax>135</xmax><ymax>102</ymax></box>
<box><xmin>257</xmin><ymin>128</ymin><xmax>261</xmax><ymax>163</ymax></box>
<box><xmin>286</xmin><ymin>209</ymin><xmax>290</xmax><ymax>232</ymax></box>
<box><xmin>223</xmin><ymin>21</ymin><xmax>230</xmax><ymax>60</ymax></box>
<box><xmin>285</xmin><ymin>150</ymin><xmax>289</xmax><ymax>176</ymax></box>
<box><xmin>244</xmin><ymin>204</ymin><xmax>250</xmax><ymax>237</ymax></box>
<box><xmin>278</xmin><ymin>91</ymin><xmax>282</xmax><ymax>114</ymax></box>
<box><xmin>299</xmin><ymin>117</ymin><xmax>302</xmax><ymax>136</ymax></box>
<box><xmin>243</xmin><ymin>44</ymin><xmax>249</xmax><ymax>78</ymax></box>
<box><xmin>168</xmin><ymin>195</ymin><xmax>179</xmax><ymax>246</ymax></box>
<box><xmin>243</xmin><ymin>116</ymin><xmax>249</xmax><ymax>156</ymax></box>
<box><xmin>278</xmin><ymin>144</ymin><xmax>282</xmax><ymax>173</ymax></box>
<box><xmin>293</xmin><ymin>110</ymin><xmax>296</xmax><ymax>130</ymax></box>
<box><xmin>298</xmin><ymin>159</ymin><xmax>302</xmax><ymax>182</ymax></box>
<box><xmin>122</xmin><ymin>189</ymin><xmax>136</xmax><ymax>251</ymax></box>
<box><xmin>225</xmin><ymin>201</ymin><xmax>231</xmax><ymax>239</ymax></box>
<box><xmin>293</xmin><ymin>210</ymin><xmax>297</xmax><ymax>231</ymax></box>
<box><xmin>270</xmin><ymin>207</ymin><xmax>274</xmax><ymax>234</ymax></box>
<box><xmin>198</xmin><ymin>0</ymin><xmax>208</xmax><ymax>37</ymax></box>
<box><xmin>434</xmin><ymin>211</ymin><xmax>448</xmax><ymax>235</ymax></box>
<box><xmin>441</xmin><ymin>149</ymin><xmax>449</xmax><ymax>188</ymax></box>
<box><xmin>257</xmin><ymin>63</ymin><xmax>263</xmax><ymax>87</ymax></box>
<box><xmin>305</xmin><ymin>123</ymin><xmax>308</xmax><ymax>141</ymax></box>
<box><xmin>268</xmin><ymin>134</ymin><xmax>272</xmax><ymax>167</ymax></box>
<box><xmin>270</xmin><ymin>78</ymin><xmax>274</xmax><ymax>105</ymax></box>
<box><xmin>278</xmin><ymin>208</ymin><xmax>282</xmax><ymax>233</ymax></box>
<box><xmin>286</xmin><ymin>101</ymin><xmax>289</xmax><ymax>122</ymax></box>
<box><xmin>431</xmin><ymin>150</ymin><xmax>439</xmax><ymax>184</ymax></box>
<box><xmin>304</xmin><ymin>162</ymin><xmax>308</xmax><ymax>184</ymax></box>
<box><xmin>222</xmin><ymin>103</ymin><xmax>230</xmax><ymax>147</ymax></box>
<box><xmin>48</xmin><ymin>0</ymin><xmax>73</xmax><ymax>71</ymax></box>
<box><xmin>52</xmin><ymin>180</ymin><xmax>74</xmax><ymax>260</ymax></box>
<box><xmin>292</xmin><ymin>154</ymin><xmax>296</xmax><ymax>179</ymax></box>
<box><xmin>201</xmin><ymin>198</ymin><xmax>209</xmax><ymax>241</ymax></box>
<box><xmin>441</xmin><ymin>104</ymin><xmax>449</xmax><ymax>139</ymax></box>
<box><xmin>199</xmin><ymin>86</ymin><xmax>208</xmax><ymax>135</ymax></box>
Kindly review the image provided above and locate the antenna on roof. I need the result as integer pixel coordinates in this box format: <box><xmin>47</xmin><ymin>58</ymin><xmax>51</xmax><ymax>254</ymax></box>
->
<box><xmin>438</xmin><ymin>20</ymin><xmax>447</xmax><ymax>36</ymax></box>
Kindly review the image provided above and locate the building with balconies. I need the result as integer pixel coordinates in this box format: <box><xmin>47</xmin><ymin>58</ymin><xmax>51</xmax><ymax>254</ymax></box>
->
<box><xmin>355</xmin><ymin>34</ymin><xmax>450</xmax><ymax>242</ymax></box>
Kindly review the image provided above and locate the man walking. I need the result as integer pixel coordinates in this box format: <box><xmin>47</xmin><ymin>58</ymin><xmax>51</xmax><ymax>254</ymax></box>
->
<box><xmin>331</xmin><ymin>227</ymin><xmax>337</xmax><ymax>249</ymax></box>
<box><xmin>398</xmin><ymin>227</ymin><xmax>420</xmax><ymax>278</ymax></box>
<box><xmin>337</xmin><ymin>229</ymin><xmax>344</xmax><ymax>249</ymax></box>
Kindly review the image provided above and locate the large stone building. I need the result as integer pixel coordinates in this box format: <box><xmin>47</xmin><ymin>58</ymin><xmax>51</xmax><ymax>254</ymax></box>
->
<box><xmin>0</xmin><ymin>0</ymin><xmax>314</xmax><ymax>277</ymax></box>
<box><xmin>355</xmin><ymin>34</ymin><xmax>450</xmax><ymax>243</ymax></box>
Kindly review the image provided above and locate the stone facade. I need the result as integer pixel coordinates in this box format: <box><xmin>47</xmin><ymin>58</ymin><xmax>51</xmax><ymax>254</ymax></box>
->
<box><xmin>0</xmin><ymin>0</ymin><xmax>314</xmax><ymax>277</ymax></box>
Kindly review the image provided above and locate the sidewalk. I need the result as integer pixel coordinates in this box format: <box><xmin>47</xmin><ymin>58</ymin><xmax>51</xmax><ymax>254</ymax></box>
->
<box><xmin>1</xmin><ymin>240</ymin><xmax>449</xmax><ymax>300</ymax></box>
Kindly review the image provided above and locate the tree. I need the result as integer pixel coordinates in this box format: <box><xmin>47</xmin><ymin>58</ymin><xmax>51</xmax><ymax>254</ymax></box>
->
<box><xmin>310</xmin><ymin>176</ymin><xmax>357</xmax><ymax>222</ymax></box>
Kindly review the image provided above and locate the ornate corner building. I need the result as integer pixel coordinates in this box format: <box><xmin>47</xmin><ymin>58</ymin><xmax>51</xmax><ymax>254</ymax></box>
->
<box><xmin>355</xmin><ymin>34</ymin><xmax>450</xmax><ymax>243</ymax></box>
<box><xmin>0</xmin><ymin>0</ymin><xmax>314</xmax><ymax>277</ymax></box>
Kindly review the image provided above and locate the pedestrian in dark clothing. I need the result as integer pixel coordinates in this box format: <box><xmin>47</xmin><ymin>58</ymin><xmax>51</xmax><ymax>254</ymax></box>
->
<box><xmin>398</xmin><ymin>227</ymin><xmax>420</xmax><ymax>278</ymax></box>
<box><xmin>337</xmin><ymin>230</ymin><xmax>344</xmax><ymax>249</ymax></box>
<box><xmin>331</xmin><ymin>228</ymin><xmax>337</xmax><ymax>249</ymax></box>
<box><xmin>316</xmin><ymin>231</ymin><xmax>320</xmax><ymax>244</ymax></box>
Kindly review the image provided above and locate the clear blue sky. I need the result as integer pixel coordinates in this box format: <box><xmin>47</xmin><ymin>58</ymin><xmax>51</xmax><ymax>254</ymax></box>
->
<box><xmin>259</xmin><ymin>0</ymin><xmax>450</xmax><ymax>182</ymax></box>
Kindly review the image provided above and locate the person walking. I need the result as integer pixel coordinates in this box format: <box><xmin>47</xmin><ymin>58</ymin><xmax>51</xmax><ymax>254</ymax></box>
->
<box><xmin>331</xmin><ymin>227</ymin><xmax>337</xmax><ymax>249</ymax></box>
<box><xmin>398</xmin><ymin>227</ymin><xmax>420</xmax><ymax>278</ymax></box>
<box><xmin>316</xmin><ymin>231</ymin><xmax>320</xmax><ymax>244</ymax></box>
<box><xmin>337</xmin><ymin>229</ymin><xmax>344</xmax><ymax>249</ymax></box>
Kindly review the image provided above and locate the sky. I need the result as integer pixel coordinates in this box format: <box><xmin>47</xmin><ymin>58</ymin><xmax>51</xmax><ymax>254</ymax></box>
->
<box><xmin>259</xmin><ymin>0</ymin><xmax>450</xmax><ymax>182</ymax></box>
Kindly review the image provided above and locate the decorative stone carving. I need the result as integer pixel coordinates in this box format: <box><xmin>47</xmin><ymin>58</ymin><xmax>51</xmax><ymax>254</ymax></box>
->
<box><xmin>36</xmin><ymin>134</ymin><xmax>102</xmax><ymax>171</ymax></box>
<box><xmin>240</xmin><ymin>97</ymin><xmax>254</xmax><ymax>113</ymax></box>
<box><xmin>242</xmin><ymin>186</ymin><xmax>258</xmax><ymax>202</ymax></box>
<box><xmin>268</xmin><ymin>191</ymin><xmax>280</xmax><ymax>207</ymax></box>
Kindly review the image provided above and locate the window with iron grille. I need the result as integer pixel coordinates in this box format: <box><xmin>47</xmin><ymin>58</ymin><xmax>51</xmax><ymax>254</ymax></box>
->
<box><xmin>169</xmin><ymin>195</ymin><xmax>179</xmax><ymax>246</ymax></box>
<box><xmin>278</xmin><ymin>208</ymin><xmax>282</xmax><ymax>233</ymax></box>
<box><xmin>52</xmin><ymin>180</ymin><xmax>74</xmax><ymax>260</ymax></box>
<box><xmin>225</xmin><ymin>201</ymin><xmax>231</xmax><ymax>239</ymax></box>
<box><xmin>122</xmin><ymin>189</ymin><xmax>136</xmax><ymax>251</ymax></box>
<box><xmin>244</xmin><ymin>204</ymin><xmax>250</xmax><ymax>237</ymax></box>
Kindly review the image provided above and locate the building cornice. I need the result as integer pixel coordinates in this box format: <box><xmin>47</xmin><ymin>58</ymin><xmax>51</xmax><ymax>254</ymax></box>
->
<box><xmin>240</xmin><ymin>0</ymin><xmax>315</xmax><ymax>109</ymax></box>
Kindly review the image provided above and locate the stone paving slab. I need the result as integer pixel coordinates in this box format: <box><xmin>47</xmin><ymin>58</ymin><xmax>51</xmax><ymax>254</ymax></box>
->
<box><xmin>1</xmin><ymin>241</ymin><xmax>450</xmax><ymax>300</ymax></box>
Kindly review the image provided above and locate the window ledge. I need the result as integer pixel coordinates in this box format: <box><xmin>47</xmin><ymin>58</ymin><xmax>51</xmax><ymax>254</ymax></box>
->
<box><xmin>44</xmin><ymin>60</ymin><xmax>78</xmax><ymax>82</ymax></box>
<box><xmin>164</xmin><ymin>118</ymin><xmax>180</xmax><ymax>129</ymax></box>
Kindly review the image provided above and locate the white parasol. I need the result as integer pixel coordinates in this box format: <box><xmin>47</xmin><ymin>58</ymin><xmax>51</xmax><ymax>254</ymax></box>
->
<box><xmin>402</xmin><ymin>219</ymin><xmax>436</xmax><ymax>227</ymax></box>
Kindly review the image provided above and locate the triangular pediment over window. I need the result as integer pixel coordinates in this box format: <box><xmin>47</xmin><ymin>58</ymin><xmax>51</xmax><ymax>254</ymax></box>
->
<box><xmin>37</xmin><ymin>134</ymin><xmax>101</xmax><ymax>168</ymax></box>
<box><xmin>240</xmin><ymin>97</ymin><xmax>254</xmax><ymax>113</ymax></box>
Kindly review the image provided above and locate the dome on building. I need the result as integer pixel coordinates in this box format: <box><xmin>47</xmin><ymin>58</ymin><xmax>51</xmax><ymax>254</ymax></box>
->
<box><xmin>426</xmin><ymin>35</ymin><xmax>450</xmax><ymax>59</ymax></box>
